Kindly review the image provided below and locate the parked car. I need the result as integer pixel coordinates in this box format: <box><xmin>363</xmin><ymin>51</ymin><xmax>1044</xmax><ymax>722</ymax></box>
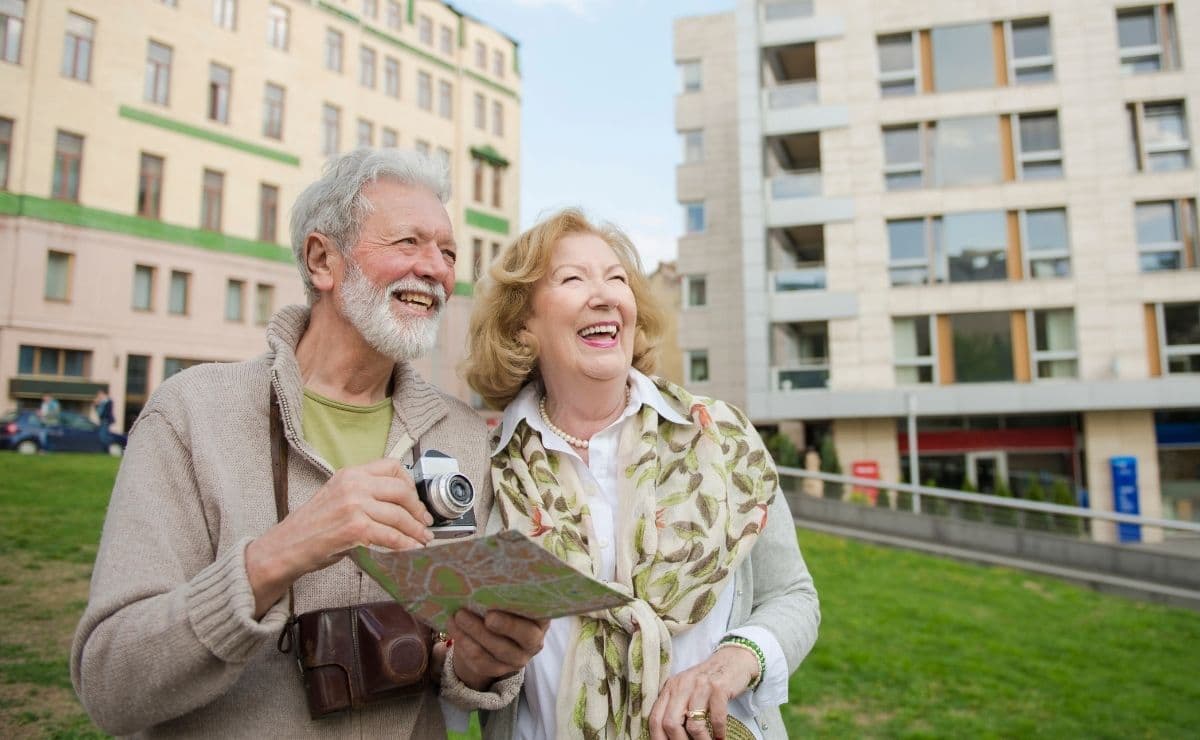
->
<box><xmin>0</xmin><ymin>410</ymin><xmax>126</xmax><ymax>456</ymax></box>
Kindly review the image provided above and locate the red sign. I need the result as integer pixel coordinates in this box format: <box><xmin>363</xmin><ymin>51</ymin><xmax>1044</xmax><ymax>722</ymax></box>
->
<box><xmin>851</xmin><ymin>460</ymin><xmax>880</xmax><ymax>503</ymax></box>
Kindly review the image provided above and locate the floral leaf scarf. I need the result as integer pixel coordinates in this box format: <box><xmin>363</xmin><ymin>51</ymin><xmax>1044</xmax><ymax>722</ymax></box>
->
<box><xmin>492</xmin><ymin>377</ymin><xmax>778</xmax><ymax>739</ymax></box>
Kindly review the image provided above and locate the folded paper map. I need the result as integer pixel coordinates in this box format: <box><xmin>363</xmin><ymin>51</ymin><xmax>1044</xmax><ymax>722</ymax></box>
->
<box><xmin>353</xmin><ymin>529</ymin><xmax>631</xmax><ymax>631</ymax></box>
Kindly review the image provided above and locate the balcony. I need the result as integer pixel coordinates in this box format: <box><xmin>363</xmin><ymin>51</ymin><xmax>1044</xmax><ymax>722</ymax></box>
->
<box><xmin>770</xmin><ymin>170</ymin><xmax>822</xmax><ymax>199</ymax></box>
<box><xmin>773</xmin><ymin>365</ymin><xmax>830</xmax><ymax>390</ymax></box>
<box><xmin>762</xmin><ymin>0</ymin><xmax>813</xmax><ymax>22</ymax></box>
<box><xmin>765</xmin><ymin>80</ymin><xmax>818</xmax><ymax>109</ymax></box>
<box><xmin>763</xmin><ymin>133</ymin><xmax>854</xmax><ymax>226</ymax></box>
<box><xmin>773</xmin><ymin>267</ymin><xmax>826</xmax><ymax>291</ymax></box>
<box><xmin>770</xmin><ymin>321</ymin><xmax>829</xmax><ymax>391</ymax></box>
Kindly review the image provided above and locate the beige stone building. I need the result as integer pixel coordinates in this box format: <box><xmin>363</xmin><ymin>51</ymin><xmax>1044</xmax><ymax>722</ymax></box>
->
<box><xmin>675</xmin><ymin>0</ymin><xmax>1200</xmax><ymax>538</ymax></box>
<box><xmin>0</xmin><ymin>0</ymin><xmax>520</xmax><ymax>431</ymax></box>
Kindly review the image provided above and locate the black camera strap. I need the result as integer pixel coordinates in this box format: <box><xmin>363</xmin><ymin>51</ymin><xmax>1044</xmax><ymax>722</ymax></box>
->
<box><xmin>269</xmin><ymin>385</ymin><xmax>299</xmax><ymax>653</ymax></box>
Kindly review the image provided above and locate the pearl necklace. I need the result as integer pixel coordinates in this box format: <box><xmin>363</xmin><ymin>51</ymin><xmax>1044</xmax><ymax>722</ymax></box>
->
<box><xmin>539</xmin><ymin>386</ymin><xmax>631</xmax><ymax>450</ymax></box>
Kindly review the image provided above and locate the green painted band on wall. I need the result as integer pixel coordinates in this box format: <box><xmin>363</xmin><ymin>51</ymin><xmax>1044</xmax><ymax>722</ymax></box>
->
<box><xmin>453</xmin><ymin>281</ymin><xmax>474</xmax><ymax>297</ymax></box>
<box><xmin>317</xmin><ymin>1</ymin><xmax>359</xmax><ymax>24</ymax></box>
<box><xmin>119</xmin><ymin>106</ymin><xmax>301</xmax><ymax>167</ymax></box>
<box><xmin>407</xmin><ymin>0</ymin><xmax>415</xmax><ymax>24</ymax></box>
<box><xmin>469</xmin><ymin>145</ymin><xmax>509</xmax><ymax>168</ymax></box>
<box><xmin>363</xmin><ymin>25</ymin><xmax>456</xmax><ymax>73</ymax></box>
<box><xmin>462</xmin><ymin>70</ymin><xmax>520</xmax><ymax>101</ymax></box>
<box><xmin>0</xmin><ymin>192</ymin><xmax>294</xmax><ymax>264</ymax></box>
<box><xmin>465</xmin><ymin>208</ymin><xmax>510</xmax><ymax>235</ymax></box>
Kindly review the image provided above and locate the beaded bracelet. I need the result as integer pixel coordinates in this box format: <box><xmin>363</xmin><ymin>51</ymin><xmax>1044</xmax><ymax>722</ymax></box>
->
<box><xmin>718</xmin><ymin>635</ymin><xmax>765</xmax><ymax>691</ymax></box>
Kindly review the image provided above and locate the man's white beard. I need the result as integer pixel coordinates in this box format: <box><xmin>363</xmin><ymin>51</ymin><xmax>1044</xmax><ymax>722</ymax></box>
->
<box><xmin>338</xmin><ymin>260</ymin><xmax>445</xmax><ymax>362</ymax></box>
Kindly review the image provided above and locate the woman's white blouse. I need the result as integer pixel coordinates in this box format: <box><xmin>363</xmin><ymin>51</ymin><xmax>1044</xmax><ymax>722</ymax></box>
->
<box><xmin>490</xmin><ymin>371</ymin><xmax>788</xmax><ymax>740</ymax></box>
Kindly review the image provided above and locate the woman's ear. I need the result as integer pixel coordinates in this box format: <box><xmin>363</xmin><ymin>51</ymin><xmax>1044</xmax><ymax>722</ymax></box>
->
<box><xmin>305</xmin><ymin>233</ymin><xmax>341</xmax><ymax>295</ymax></box>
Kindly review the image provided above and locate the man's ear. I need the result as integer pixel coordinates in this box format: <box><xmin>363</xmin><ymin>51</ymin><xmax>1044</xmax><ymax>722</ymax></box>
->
<box><xmin>305</xmin><ymin>233</ymin><xmax>341</xmax><ymax>295</ymax></box>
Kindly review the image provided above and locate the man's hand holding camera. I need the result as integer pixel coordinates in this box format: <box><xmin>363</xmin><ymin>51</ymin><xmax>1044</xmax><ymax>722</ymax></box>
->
<box><xmin>245</xmin><ymin>458</ymin><xmax>433</xmax><ymax>618</ymax></box>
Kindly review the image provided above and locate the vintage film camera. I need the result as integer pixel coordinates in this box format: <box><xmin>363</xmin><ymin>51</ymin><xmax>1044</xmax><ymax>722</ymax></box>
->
<box><xmin>410</xmin><ymin>450</ymin><xmax>477</xmax><ymax>538</ymax></box>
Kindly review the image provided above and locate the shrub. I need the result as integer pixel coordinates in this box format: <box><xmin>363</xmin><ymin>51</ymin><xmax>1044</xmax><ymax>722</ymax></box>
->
<box><xmin>989</xmin><ymin>480</ymin><xmax>1017</xmax><ymax>527</ymax></box>
<box><xmin>819</xmin><ymin>434</ymin><xmax>843</xmax><ymax>500</ymax></box>
<box><xmin>960</xmin><ymin>479</ymin><xmax>984</xmax><ymax>522</ymax></box>
<box><xmin>1050</xmin><ymin>479</ymin><xmax>1082</xmax><ymax>536</ymax></box>
<box><xmin>1024</xmin><ymin>480</ymin><xmax>1051</xmax><ymax>531</ymax></box>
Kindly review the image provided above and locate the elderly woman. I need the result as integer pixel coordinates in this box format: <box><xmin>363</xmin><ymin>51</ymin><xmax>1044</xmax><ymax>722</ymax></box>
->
<box><xmin>462</xmin><ymin>209</ymin><xmax>819</xmax><ymax>740</ymax></box>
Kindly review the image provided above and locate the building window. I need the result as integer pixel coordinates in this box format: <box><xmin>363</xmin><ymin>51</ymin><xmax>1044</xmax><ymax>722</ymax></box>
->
<box><xmin>944</xmin><ymin>211</ymin><xmax>1007</xmax><ymax>283</ymax></box>
<box><xmin>493</xmin><ymin>49</ymin><xmax>505</xmax><ymax>78</ymax></box>
<box><xmin>439</xmin><ymin>25</ymin><xmax>453</xmax><ymax>55</ymax></box>
<box><xmin>683</xmin><ymin>201</ymin><xmax>705</xmax><ymax>234</ymax></box>
<box><xmin>414</xmin><ymin>139</ymin><xmax>430</xmax><ymax>156</ymax></box>
<box><xmin>472</xmin><ymin>158</ymin><xmax>484</xmax><ymax>202</ymax></box>
<box><xmin>882</xmin><ymin>124</ymin><xmax>925</xmax><ymax>190</ymax></box>
<box><xmin>887</xmin><ymin>218</ymin><xmax>936</xmax><ymax>286</ymax></box>
<box><xmin>212</xmin><ymin>0</ymin><xmax>236</xmax><ymax>30</ymax></box>
<box><xmin>18</xmin><ymin>345</ymin><xmax>90</xmax><ymax>378</ymax></box>
<box><xmin>0</xmin><ymin>117</ymin><xmax>11</xmax><ymax>189</ymax></box>
<box><xmin>357</xmin><ymin>118</ymin><xmax>374</xmax><ymax>147</ymax></box>
<box><xmin>683</xmin><ymin>275</ymin><xmax>707</xmax><ymax>307</ymax></box>
<box><xmin>1129</xmin><ymin>100</ymin><xmax>1190</xmax><ymax>172</ymax></box>
<box><xmin>359</xmin><ymin>45</ymin><xmax>376</xmax><ymax>88</ymax></box>
<box><xmin>1118</xmin><ymin>5</ymin><xmax>1180</xmax><ymax>74</ymax></box>
<box><xmin>471</xmin><ymin>238</ymin><xmax>484</xmax><ymax>281</ymax></box>
<box><xmin>491</xmin><ymin>165</ymin><xmax>502</xmax><ymax>208</ymax></box>
<box><xmin>262</xmin><ymin>82</ymin><xmax>285</xmax><ymax>140</ymax></box>
<box><xmin>679</xmin><ymin>60</ymin><xmax>701</xmax><ymax>93</ymax></box>
<box><xmin>60</xmin><ymin>12</ymin><xmax>94</xmax><ymax>82</ymax></box>
<box><xmin>1</xmin><ymin>0</ymin><xmax>24</xmax><ymax>64</ymax></box>
<box><xmin>259</xmin><ymin>182</ymin><xmax>278</xmax><ymax>242</ymax></box>
<box><xmin>384</xmin><ymin>57</ymin><xmax>400</xmax><ymax>98</ymax></box>
<box><xmin>931</xmin><ymin>22</ymin><xmax>994</xmax><ymax>92</ymax></box>
<box><xmin>208</xmin><ymin>63</ymin><xmax>232</xmax><ymax>123</ymax></box>
<box><xmin>1031</xmin><ymin>309</ymin><xmax>1078</xmax><ymax>379</ymax></box>
<box><xmin>163</xmin><ymin>357</ymin><xmax>203</xmax><ymax>380</ymax></box>
<box><xmin>1007</xmin><ymin>17</ymin><xmax>1054</xmax><ymax>83</ymax></box>
<box><xmin>418</xmin><ymin>15</ymin><xmax>432</xmax><ymax>45</ymax></box>
<box><xmin>144</xmin><ymin>41</ymin><xmax>172</xmax><ymax>105</ymax></box>
<box><xmin>492</xmin><ymin>101</ymin><xmax>504</xmax><ymax>136</ymax></box>
<box><xmin>361</xmin><ymin>0</ymin><xmax>378</xmax><ymax>19</ymax></box>
<box><xmin>201</xmin><ymin>169</ymin><xmax>223</xmax><ymax>231</ymax></box>
<box><xmin>255</xmin><ymin>284</ymin><xmax>274</xmax><ymax>324</ymax></box>
<box><xmin>132</xmin><ymin>264</ymin><xmax>155</xmax><ymax>311</ymax></box>
<box><xmin>474</xmin><ymin>93</ymin><xmax>486</xmax><ymax>130</ymax></box>
<box><xmin>1015</xmin><ymin>111</ymin><xmax>1063</xmax><ymax>180</ymax></box>
<box><xmin>1136</xmin><ymin>199</ymin><xmax>1197</xmax><ymax>272</ymax></box>
<box><xmin>951</xmin><ymin>312</ymin><xmax>1014</xmax><ymax>383</ymax></box>
<box><xmin>686</xmin><ymin>350</ymin><xmax>710</xmax><ymax>383</ymax></box>
<box><xmin>137</xmin><ymin>153</ymin><xmax>164</xmax><ymax>219</ymax></box>
<box><xmin>168</xmin><ymin>270</ymin><xmax>190</xmax><ymax>315</ymax></box>
<box><xmin>325</xmin><ymin>28</ymin><xmax>343</xmax><ymax>73</ymax></box>
<box><xmin>322</xmin><ymin>103</ymin><xmax>340</xmax><ymax>155</ymax></box>
<box><xmin>1023</xmin><ymin>208</ymin><xmax>1071</xmax><ymax>278</ymax></box>
<box><xmin>877</xmin><ymin>32</ymin><xmax>917</xmax><ymax>96</ymax></box>
<box><xmin>772</xmin><ymin>322</ymin><xmax>829</xmax><ymax>390</ymax></box>
<box><xmin>681</xmin><ymin>130</ymin><xmax>703</xmax><ymax>164</ymax></box>
<box><xmin>491</xmin><ymin>241</ymin><xmax>501</xmax><ymax>261</ymax></box>
<box><xmin>381</xmin><ymin>127</ymin><xmax>398</xmax><ymax>148</ymax></box>
<box><xmin>52</xmin><ymin>130</ymin><xmax>83</xmax><ymax>201</ymax></box>
<box><xmin>935</xmin><ymin>115</ymin><xmax>1001</xmax><ymax>186</ymax></box>
<box><xmin>44</xmin><ymin>250</ymin><xmax>73</xmax><ymax>301</ymax></box>
<box><xmin>1160</xmin><ymin>302</ymin><xmax>1200</xmax><ymax>374</ymax></box>
<box><xmin>894</xmin><ymin>316</ymin><xmax>936</xmax><ymax>384</ymax></box>
<box><xmin>266</xmin><ymin>3</ymin><xmax>288</xmax><ymax>50</ymax></box>
<box><xmin>386</xmin><ymin>1</ymin><xmax>402</xmax><ymax>30</ymax></box>
<box><xmin>437</xmin><ymin>80</ymin><xmax>453</xmax><ymax>119</ymax></box>
<box><xmin>417</xmin><ymin>71</ymin><xmax>432</xmax><ymax>111</ymax></box>
<box><xmin>225</xmin><ymin>279</ymin><xmax>244</xmax><ymax>321</ymax></box>
<box><xmin>474</xmin><ymin>40</ymin><xmax>486</xmax><ymax>69</ymax></box>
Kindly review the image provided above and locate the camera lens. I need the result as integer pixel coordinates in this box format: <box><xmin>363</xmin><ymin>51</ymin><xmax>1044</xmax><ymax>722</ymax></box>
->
<box><xmin>423</xmin><ymin>473</ymin><xmax>474</xmax><ymax>521</ymax></box>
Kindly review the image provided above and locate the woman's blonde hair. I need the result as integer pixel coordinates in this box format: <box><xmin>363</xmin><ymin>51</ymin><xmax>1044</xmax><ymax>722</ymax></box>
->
<box><xmin>462</xmin><ymin>208</ymin><xmax>665</xmax><ymax>410</ymax></box>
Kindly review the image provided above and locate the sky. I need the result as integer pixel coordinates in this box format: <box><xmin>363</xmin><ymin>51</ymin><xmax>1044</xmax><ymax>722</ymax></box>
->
<box><xmin>449</xmin><ymin>0</ymin><xmax>736</xmax><ymax>270</ymax></box>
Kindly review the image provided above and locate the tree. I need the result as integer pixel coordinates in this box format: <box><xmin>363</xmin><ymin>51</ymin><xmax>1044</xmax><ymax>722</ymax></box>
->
<box><xmin>1050</xmin><ymin>479</ymin><xmax>1082</xmax><ymax>536</ymax></box>
<box><xmin>818</xmin><ymin>433</ymin><xmax>843</xmax><ymax>499</ymax></box>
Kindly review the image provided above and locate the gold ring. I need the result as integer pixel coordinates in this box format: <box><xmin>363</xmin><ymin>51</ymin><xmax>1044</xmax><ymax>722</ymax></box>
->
<box><xmin>685</xmin><ymin>708</ymin><xmax>709</xmax><ymax>721</ymax></box>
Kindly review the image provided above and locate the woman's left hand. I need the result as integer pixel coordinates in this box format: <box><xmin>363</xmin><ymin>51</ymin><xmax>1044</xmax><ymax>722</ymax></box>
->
<box><xmin>648</xmin><ymin>646</ymin><xmax>760</xmax><ymax>740</ymax></box>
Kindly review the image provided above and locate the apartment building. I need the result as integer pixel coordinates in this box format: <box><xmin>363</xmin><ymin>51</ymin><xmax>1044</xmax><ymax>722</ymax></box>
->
<box><xmin>0</xmin><ymin>0</ymin><xmax>520</xmax><ymax>431</ymax></box>
<box><xmin>675</xmin><ymin>0</ymin><xmax>1200</xmax><ymax>538</ymax></box>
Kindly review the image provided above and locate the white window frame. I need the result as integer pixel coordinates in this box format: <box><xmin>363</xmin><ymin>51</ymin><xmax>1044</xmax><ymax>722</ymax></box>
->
<box><xmin>384</xmin><ymin>57</ymin><xmax>399</xmax><ymax>98</ymax></box>
<box><xmin>386</xmin><ymin>1</ymin><xmax>402</xmax><ymax>30</ymax></box>
<box><xmin>417</xmin><ymin>71</ymin><xmax>432</xmax><ymax>111</ymax></box>
<box><xmin>381</xmin><ymin>127</ymin><xmax>398</xmax><ymax>148</ymax></box>
<box><xmin>683</xmin><ymin>274</ymin><xmax>707</xmax><ymax>308</ymax></box>
<box><xmin>1020</xmin><ymin>207</ymin><xmax>1072</xmax><ymax>279</ymax></box>
<box><xmin>439</xmin><ymin>25</ymin><xmax>453</xmax><ymax>55</ymax></box>
<box><xmin>683</xmin><ymin>201</ymin><xmax>706</xmax><ymax>234</ymax></box>
<box><xmin>492</xmin><ymin>100</ymin><xmax>503</xmax><ymax>136</ymax></box>
<box><xmin>1028</xmin><ymin>308</ymin><xmax>1078</xmax><ymax>380</ymax></box>
<box><xmin>266</xmin><ymin>3</ymin><xmax>288</xmax><ymax>50</ymax></box>
<box><xmin>893</xmin><ymin>315</ymin><xmax>938</xmax><ymax>385</ymax></box>
<box><xmin>1004</xmin><ymin>17</ymin><xmax>1054</xmax><ymax>84</ymax></box>
<box><xmin>359</xmin><ymin>45</ymin><xmax>376</xmax><ymax>89</ymax></box>
<box><xmin>473</xmin><ymin>93</ymin><xmax>485</xmax><ymax>130</ymax></box>
<box><xmin>882</xmin><ymin>123</ymin><xmax>929</xmax><ymax>190</ymax></box>
<box><xmin>686</xmin><ymin>350</ymin><xmax>710</xmax><ymax>384</ymax></box>
<box><xmin>321</xmin><ymin>103</ymin><xmax>340</xmax><ymax>156</ymax></box>
<box><xmin>1012</xmin><ymin>111</ymin><xmax>1063</xmax><ymax>179</ymax></box>
<box><xmin>356</xmin><ymin>118</ymin><xmax>373</xmax><ymax>148</ymax></box>
<box><xmin>877</xmin><ymin>31</ymin><xmax>920</xmax><ymax>96</ymax></box>
<box><xmin>681</xmin><ymin>129</ymin><xmax>703</xmax><ymax>164</ymax></box>
<box><xmin>1130</xmin><ymin>100</ymin><xmax>1191</xmax><ymax>172</ymax></box>
<box><xmin>887</xmin><ymin>216</ymin><xmax>938</xmax><ymax>286</ymax></box>
<box><xmin>1117</xmin><ymin>5</ymin><xmax>1176</xmax><ymax>74</ymax></box>
<box><xmin>1135</xmin><ymin>200</ymin><xmax>1190</xmax><ymax>271</ymax></box>
<box><xmin>418</xmin><ymin>15</ymin><xmax>432</xmax><ymax>46</ymax></box>
<box><xmin>212</xmin><ymin>0</ymin><xmax>236</xmax><ymax>30</ymax></box>
<box><xmin>1157</xmin><ymin>302</ymin><xmax>1200</xmax><ymax>374</ymax></box>
<box><xmin>679</xmin><ymin>60</ymin><xmax>701</xmax><ymax>93</ymax></box>
<box><xmin>437</xmin><ymin>79</ymin><xmax>453</xmax><ymax>119</ymax></box>
<box><xmin>225</xmin><ymin>279</ymin><xmax>245</xmax><ymax>322</ymax></box>
<box><xmin>325</xmin><ymin>28</ymin><xmax>343</xmax><ymax>73</ymax></box>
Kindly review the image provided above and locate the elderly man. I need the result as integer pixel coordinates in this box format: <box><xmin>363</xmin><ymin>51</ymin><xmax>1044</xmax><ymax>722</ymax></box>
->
<box><xmin>71</xmin><ymin>149</ymin><xmax>546</xmax><ymax>737</ymax></box>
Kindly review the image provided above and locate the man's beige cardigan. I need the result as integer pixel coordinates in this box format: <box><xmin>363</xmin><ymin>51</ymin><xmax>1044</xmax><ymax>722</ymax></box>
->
<box><xmin>71</xmin><ymin>305</ymin><xmax>514</xmax><ymax>737</ymax></box>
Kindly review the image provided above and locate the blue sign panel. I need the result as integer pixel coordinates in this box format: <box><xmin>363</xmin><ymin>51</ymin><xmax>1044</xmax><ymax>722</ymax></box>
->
<box><xmin>1110</xmin><ymin>456</ymin><xmax>1140</xmax><ymax>543</ymax></box>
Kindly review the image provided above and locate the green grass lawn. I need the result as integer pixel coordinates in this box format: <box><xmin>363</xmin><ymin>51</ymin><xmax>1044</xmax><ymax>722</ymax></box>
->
<box><xmin>1</xmin><ymin>453</ymin><xmax>1197</xmax><ymax>738</ymax></box>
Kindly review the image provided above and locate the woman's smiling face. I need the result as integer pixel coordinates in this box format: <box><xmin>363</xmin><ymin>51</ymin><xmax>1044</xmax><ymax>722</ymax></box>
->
<box><xmin>525</xmin><ymin>232</ymin><xmax>638</xmax><ymax>390</ymax></box>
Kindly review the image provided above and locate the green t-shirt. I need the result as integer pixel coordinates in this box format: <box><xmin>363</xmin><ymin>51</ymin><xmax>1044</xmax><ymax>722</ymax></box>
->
<box><xmin>301</xmin><ymin>389</ymin><xmax>393</xmax><ymax>470</ymax></box>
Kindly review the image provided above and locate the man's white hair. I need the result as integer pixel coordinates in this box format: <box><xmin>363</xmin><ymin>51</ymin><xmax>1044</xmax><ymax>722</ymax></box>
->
<box><xmin>289</xmin><ymin>148</ymin><xmax>451</xmax><ymax>303</ymax></box>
